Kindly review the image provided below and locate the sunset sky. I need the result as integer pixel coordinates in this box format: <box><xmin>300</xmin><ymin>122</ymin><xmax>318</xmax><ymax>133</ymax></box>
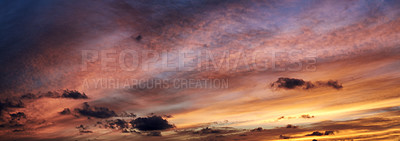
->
<box><xmin>1</xmin><ymin>0</ymin><xmax>400</xmax><ymax>140</ymax></box>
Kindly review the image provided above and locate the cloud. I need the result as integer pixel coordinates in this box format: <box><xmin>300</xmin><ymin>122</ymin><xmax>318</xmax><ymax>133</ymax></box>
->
<box><xmin>279</xmin><ymin>134</ymin><xmax>290</xmax><ymax>139</ymax></box>
<box><xmin>176</xmin><ymin>127</ymin><xmax>240</xmax><ymax>137</ymax></box>
<box><xmin>271</xmin><ymin>77</ymin><xmax>343</xmax><ymax>90</ymax></box>
<box><xmin>75</xmin><ymin>102</ymin><xmax>117</xmax><ymax>118</ymax></box>
<box><xmin>270</xmin><ymin>77</ymin><xmax>308</xmax><ymax>89</ymax></box>
<box><xmin>0</xmin><ymin>98</ymin><xmax>24</xmax><ymax>115</ymax></box>
<box><xmin>147</xmin><ymin>131</ymin><xmax>162</xmax><ymax>136</ymax></box>
<box><xmin>305</xmin><ymin>131</ymin><xmax>335</xmax><ymax>136</ymax></box>
<box><xmin>106</xmin><ymin>119</ymin><xmax>129</xmax><ymax>129</ymax></box>
<box><xmin>325</xmin><ymin>80</ymin><xmax>343</xmax><ymax>89</ymax></box>
<box><xmin>118</xmin><ymin>112</ymin><xmax>136</xmax><ymax>118</ymax></box>
<box><xmin>20</xmin><ymin>89</ymin><xmax>88</xmax><ymax>99</ymax></box>
<box><xmin>12</xmin><ymin>129</ymin><xmax>25</xmax><ymax>132</ymax></box>
<box><xmin>76</xmin><ymin>125</ymin><xmax>93</xmax><ymax>133</ymax></box>
<box><xmin>95</xmin><ymin>114</ymin><xmax>173</xmax><ymax>133</ymax></box>
<box><xmin>35</xmin><ymin>91</ymin><xmax>62</xmax><ymax>98</ymax></box>
<box><xmin>306</xmin><ymin>131</ymin><xmax>324</xmax><ymax>136</ymax></box>
<box><xmin>300</xmin><ymin>114</ymin><xmax>315</xmax><ymax>119</ymax></box>
<box><xmin>10</xmin><ymin>112</ymin><xmax>26</xmax><ymax>120</ymax></box>
<box><xmin>0</xmin><ymin>112</ymin><xmax>27</xmax><ymax>129</ymax></box>
<box><xmin>286</xmin><ymin>124</ymin><xmax>298</xmax><ymax>128</ymax></box>
<box><xmin>251</xmin><ymin>127</ymin><xmax>263</xmax><ymax>132</ymax></box>
<box><xmin>130</xmin><ymin>115</ymin><xmax>174</xmax><ymax>131</ymax></box>
<box><xmin>60</xmin><ymin>90</ymin><xmax>88</xmax><ymax>99</ymax></box>
<box><xmin>19</xmin><ymin>93</ymin><xmax>37</xmax><ymax>99</ymax></box>
<box><xmin>59</xmin><ymin>108</ymin><xmax>71</xmax><ymax>115</ymax></box>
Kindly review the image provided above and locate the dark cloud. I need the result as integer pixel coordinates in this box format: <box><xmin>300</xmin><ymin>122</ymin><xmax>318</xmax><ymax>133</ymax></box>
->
<box><xmin>75</xmin><ymin>102</ymin><xmax>117</xmax><ymax>118</ymax></box>
<box><xmin>80</xmin><ymin>130</ymin><xmax>93</xmax><ymax>133</ymax></box>
<box><xmin>12</xmin><ymin>129</ymin><xmax>25</xmax><ymax>132</ymax></box>
<box><xmin>279</xmin><ymin>134</ymin><xmax>290</xmax><ymax>139</ymax></box>
<box><xmin>251</xmin><ymin>127</ymin><xmax>263</xmax><ymax>132</ymax></box>
<box><xmin>162</xmin><ymin>115</ymin><xmax>173</xmax><ymax>118</ymax></box>
<box><xmin>10</xmin><ymin>112</ymin><xmax>26</xmax><ymax>120</ymax></box>
<box><xmin>130</xmin><ymin>115</ymin><xmax>174</xmax><ymax>131</ymax></box>
<box><xmin>0</xmin><ymin>112</ymin><xmax>27</xmax><ymax>129</ymax></box>
<box><xmin>1</xmin><ymin>90</ymin><xmax>87</xmax><ymax>116</ymax></box>
<box><xmin>197</xmin><ymin>127</ymin><xmax>223</xmax><ymax>134</ymax></box>
<box><xmin>19</xmin><ymin>93</ymin><xmax>37</xmax><ymax>99</ymax></box>
<box><xmin>286</xmin><ymin>124</ymin><xmax>298</xmax><ymax>128</ymax></box>
<box><xmin>76</xmin><ymin>125</ymin><xmax>93</xmax><ymax>133</ymax></box>
<box><xmin>324</xmin><ymin>130</ymin><xmax>335</xmax><ymax>135</ymax></box>
<box><xmin>106</xmin><ymin>119</ymin><xmax>129</xmax><ymax>129</ymax></box>
<box><xmin>61</xmin><ymin>90</ymin><xmax>88</xmax><ymax>99</ymax></box>
<box><xmin>118</xmin><ymin>112</ymin><xmax>136</xmax><ymax>118</ymax></box>
<box><xmin>300</xmin><ymin>114</ymin><xmax>315</xmax><ymax>119</ymax></box>
<box><xmin>271</xmin><ymin>77</ymin><xmax>307</xmax><ymax>89</ymax></box>
<box><xmin>306</xmin><ymin>131</ymin><xmax>335</xmax><ymax>136</ymax></box>
<box><xmin>59</xmin><ymin>108</ymin><xmax>71</xmax><ymax>115</ymax></box>
<box><xmin>0</xmin><ymin>98</ymin><xmax>24</xmax><ymax>114</ymax></box>
<box><xmin>147</xmin><ymin>131</ymin><xmax>162</xmax><ymax>136</ymax></box>
<box><xmin>96</xmin><ymin>114</ymin><xmax>173</xmax><ymax>133</ymax></box>
<box><xmin>20</xmin><ymin>89</ymin><xmax>88</xmax><ymax>100</ymax></box>
<box><xmin>306</xmin><ymin>131</ymin><xmax>324</xmax><ymax>136</ymax></box>
<box><xmin>135</xmin><ymin>35</ymin><xmax>142</xmax><ymax>41</ymax></box>
<box><xmin>36</xmin><ymin>91</ymin><xmax>61</xmax><ymax>98</ymax></box>
<box><xmin>271</xmin><ymin>77</ymin><xmax>343</xmax><ymax>90</ymax></box>
<box><xmin>0</xmin><ymin>99</ymin><xmax>24</xmax><ymax>108</ymax></box>
<box><xmin>325</xmin><ymin>80</ymin><xmax>343</xmax><ymax>89</ymax></box>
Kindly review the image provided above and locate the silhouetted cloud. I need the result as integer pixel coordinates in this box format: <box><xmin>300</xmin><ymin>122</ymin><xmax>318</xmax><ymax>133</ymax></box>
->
<box><xmin>19</xmin><ymin>93</ymin><xmax>37</xmax><ymax>99</ymax></box>
<box><xmin>20</xmin><ymin>90</ymin><xmax>88</xmax><ymax>100</ymax></box>
<box><xmin>76</xmin><ymin>125</ymin><xmax>93</xmax><ymax>133</ymax></box>
<box><xmin>107</xmin><ymin>119</ymin><xmax>129</xmax><ymax>129</ymax></box>
<box><xmin>198</xmin><ymin>127</ymin><xmax>223</xmax><ymax>134</ymax></box>
<box><xmin>130</xmin><ymin>115</ymin><xmax>174</xmax><ymax>131</ymax></box>
<box><xmin>0</xmin><ymin>99</ymin><xmax>24</xmax><ymax>114</ymax></box>
<box><xmin>75</xmin><ymin>102</ymin><xmax>117</xmax><ymax>118</ymax></box>
<box><xmin>271</xmin><ymin>78</ymin><xmax>307</xmax><ymax>89</ymax></box>
<box><xmin>10</xmin><ymin>112</ymin><xmax>26</xmax><ymax>120</ymax></box>
<box><xmin>251</xmin><ymin>127</ymin><xmax>263</xmax><ymax>132</ymax></box>
<box><xmin>286</xmin><ymin>124</ymin><xmax>298</xmax><ymax>128</ymax></box>
<box><xmin>300</xmin><ymin>114</ymin><xmax>315</xmax><ymax>119</ymax></box>
<box><xmin>271</xmin><ymin>77</ymin><xmax>343</xmax><ymax>90</ymax></box>
<box><xmin>324</xmin><ymin>131</ymin><xmax>334</xmax><ymax>135</ymax></box>
<box><xmin>135</xmin><ymin>35</ymin><xmax>142</xmax><ymax>41</ymax></box>
<box><xmin>37</xmin><ymin>91</ymin><xmax>61</xmax><ymax>98</ymax></box>
<box><xmin>118</xmin><ymin>112</ymin><xmax>136</xmax><ymax>118</ymax></box>
<box><xmin>306</xmin><ymin>131</ymin><xmax>324</xmax><ymax>136</ymax></box>
<box><xmin>325</xmin><ymin>80</ymin><xmax>343</xmax><ymax>89</ymax></box>
<box><xmin>61</xmin><ymin>90</ymin><xmax>88</xmax><ymax>99</ymax></box>
<box><xmin>306</xmin><ymin>131</ymin><xmax>335</xmax><ymax>136</ymax></box>
<box><xmin>59</xmin><ymin>108</ymin><xmax>71</xmax><ymax>115</ymax></box>
<box><xmin>80</xmin><ymin>130</ymin><xmax>93</xmax><ymax>133</ymax></box>
<box><xmin>0</xmin><ymin>112</ymin><xmax>27</xmax><ymax>129</ymax></box>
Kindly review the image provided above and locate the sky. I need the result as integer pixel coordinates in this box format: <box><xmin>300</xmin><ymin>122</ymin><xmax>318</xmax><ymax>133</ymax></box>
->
<box><xmin>0</xmin><ymin>0</ymin><xmax>400</xmax><ymax>140</ymax></box>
